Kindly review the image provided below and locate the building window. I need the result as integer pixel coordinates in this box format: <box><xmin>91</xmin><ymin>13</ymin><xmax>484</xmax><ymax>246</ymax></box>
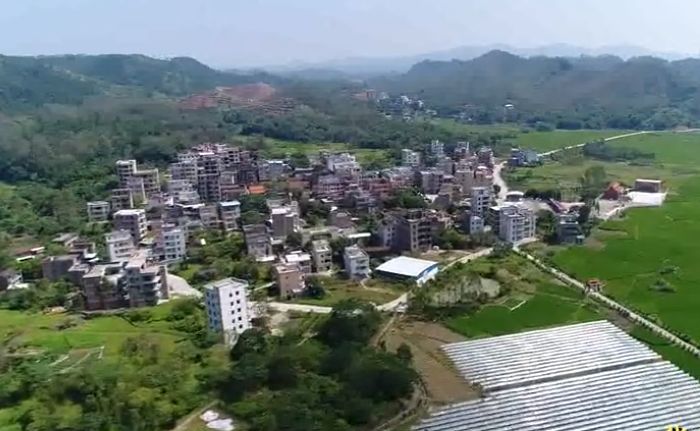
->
<box><xmin>236</xmin><ymin>300</ymin><xmax>240</xmax><ymax>304</ymax></box>
<box><xmin>237</xmin><ymin>308</ymin><xmax>241</xmax><ymax>312</ymax></box>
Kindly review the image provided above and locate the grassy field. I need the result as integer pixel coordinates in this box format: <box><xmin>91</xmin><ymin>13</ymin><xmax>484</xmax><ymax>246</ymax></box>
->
<box><xmin>445</xmin><ymin>255</ymin><xmax>598</xmax><ymax>338</ymax></box>
<box><xmin>553</xmin><ymin>179</ymin><xmax>700</xmax><ymax>341</ymax></box>
<box><xmin>515</xmin><ymin>130</ymin><xmax>627</xmax><ymax>153</ymax></box>
<box><xmin>432</xmin><ymin>119</ymin><xmax>625</xmax><ymax>153</ymax></box>
<box><xmin>292</xmin><ymin>275</ymin><xmax>404</xmax><ymax>307</ymax></box>
<box><xmin>504</xmin><ymin>159</ymin><xmax>678</xmax><ymax>198</ymax></box>
<box><xmin>505</xmin><ymin>131</ymin><xmax>700</xmax><ymax>195</ymax></box>
<box><xmin>0</xmin><ymin>301</ymin><xmax>187</xmax><ymax>359</ymax></box>
<box><xmin>444</xmin><ymin>254</ymin><xmax>700</xmax><ymax>379</ymax></box>
<box><xmin>548</xmin><ymin>132</ymin><xmax>700</xmax><ymax>342</ymax></box>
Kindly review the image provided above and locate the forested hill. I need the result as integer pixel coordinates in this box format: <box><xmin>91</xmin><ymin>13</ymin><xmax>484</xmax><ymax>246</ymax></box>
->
<box><xmin>371</xmin><ymin>50</ymin><xmax>700</xmax><ymax>129</ymax></box>
<box><xmin>0</xmin><ymin>54</ymin><xmax>277</xmax><ymax>111</ymax></box>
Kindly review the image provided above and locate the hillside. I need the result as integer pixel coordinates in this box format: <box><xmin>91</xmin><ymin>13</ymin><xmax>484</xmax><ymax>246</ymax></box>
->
<box><xmin>0</xmin><ymin>54</ymin><xmax>280</xmax><ymax>112</ymax></box>
<box><xmin>371</xmin><ymin>50</ymin><xmax>700</xmax><ymax>129</ymax></box>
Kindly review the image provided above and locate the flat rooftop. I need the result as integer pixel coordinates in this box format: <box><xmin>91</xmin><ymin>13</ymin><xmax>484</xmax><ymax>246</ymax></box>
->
<box><xmin>375</xmin><ymin>256</ymin><xmax>439</xmax><ymax>278</ymax></box>
<box><xmin>205</xmin><ymin>277</ymin><xmax>249</xmax><ymax>291</ymax></box>
<box><xmin>344</xmin><ymin>245</ymin><xmax>367</xmax><ymax>259</ymax></box>
<box><xmin>441</xmin><ymin>320</ymin><xmax>659</xmax><ymax>392</ymax></box>
<box><xmin>114</xmin><ymin>209</ymin><xmax>145</xmax><ymax>216</ymax></box>
<box><xmin>285</xmin><ymin>253</ymin><xmax>311</xmax><ymax>263</ymax></box>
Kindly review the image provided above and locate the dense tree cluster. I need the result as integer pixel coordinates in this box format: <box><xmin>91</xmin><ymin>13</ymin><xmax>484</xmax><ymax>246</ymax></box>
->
<box><xmin>583</xmin><ymin>140</ymin><xmax>655</xmax><ymax>163</ymax></box>
<box><xmin>0</xmin><ymin>299</ymin><xmax>223</xmax><ymax>431</ymax></box>
<box><xmin>177</xmin><ymin>230</ymin><xmax>271</xmax><ymax>286</ymax></box>
<box><xmin>203</xmin><ymin>300</ymin><xmax>417</xmax><ymax>431</ymax></box>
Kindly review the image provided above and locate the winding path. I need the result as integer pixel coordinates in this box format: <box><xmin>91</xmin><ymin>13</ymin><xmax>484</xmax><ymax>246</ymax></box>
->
<box><xmin>536</xmin><ymin>130</ymin><xmax>650</xmax><ymax>157</ymax></box>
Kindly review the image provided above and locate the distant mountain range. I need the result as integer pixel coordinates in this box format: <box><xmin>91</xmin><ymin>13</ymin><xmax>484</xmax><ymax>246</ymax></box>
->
<box><xmin>369</xmin><ymin>49</ymin><xmax>700</xmax><ymax>129</ymax></box>
<box><xmin>263</xmin><ymin>44</ymin><xmax>697</xmax><ymax>77</ymax></box>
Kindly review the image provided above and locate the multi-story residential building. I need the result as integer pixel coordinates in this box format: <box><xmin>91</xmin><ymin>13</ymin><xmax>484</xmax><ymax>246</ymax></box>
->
<box><xmin>329</xmin><ymin>210</ymin><xmax>353</xmax><ymax>229</ymax></box>
<box><xmin>343</xmin><ymin>187</ymin><xmax>376</xmax><ymax>212</ymax></box>
<box><xmin>326</xmin><ymin>153</ymin><xmax>361</xmax><ymax>178</ymax></box>
<box><xmin>116</xmin><ymin>159</ymin><xmax>137</xmax><ymax>187</ymax></box>
<box><xmin>343</xmin><ymin>245</ymin><xmax>370</xmax><ymax>279</ymax></box>
<box><xmin>361</xmin><ymin>172</ymin><xmax>393</xmax><ymax>198</ymax></box>
<box><xmin>394</xmin><ymin>210</ymin><xmax>434</xmax><ymax>253</ymax></box>
<box><xmin>117</xmin><ymin>160</ymin><xmax>160</xmax><ymax>200</ymax></box>
<box><xmin>419</xmin><ymin>169</ymin><xmax>443</xmax><ymax>194</ymax></box>
<box><xmin>87</xmin><ymin>201</ymin><xmax>110</xmax><ymax>222</ymax></box>
<box><xmin>133</xmin><ymin>168</ymin><xmax>160</xmax><ymax>198</ymax></box>
<box><xmin>204</xmin><ymin>278</ymin><xmax>252</xmax><ymax>343</ymax></box>
<box><xmin>378</xmin><ymin>217</ymin><xmax>396</xmax><ymax>248</ymax></box>
<box><xmin>468</xmin><ymin>214</ymin><xmax>485</xmax><ymax>234</ymax></box>
<box><xmin>557</xmin><ymin>213</ymin><xmax>584</xmax><ymax>244</ymax></box>
<box><xmin>314</xmin><ymin>175</ymin><xmax>345</xmax><ymax>200</ymax></box>
<box><xmin>219</xmin><ymin>171</ymin><xmax>246</xmax><ymax>201</ymax></box>
<box><xmin>105</xmin><ymin>230</ymin><xmax>135</xmax><ymax>262</ymax></box>
<box><xmin>430</xmin><ymin>139</ymin><xmax>445</xmax><ymax>159</ymax></box>
<box><xmin>285</xmin><ymin>252</ymin><xmax>312</xmax><ymax>274</ymax></box>
<box><xmin>275</xmin><ymin>262</ymin><xmax>305</xmax><ymax>299</ymax></box>
<box><xmin>257</xmin><ymin>159</ymin><xmax>287</xmax><ymax>182</ymax></box>
<box><xmin>110</xmin><ymin>188</ymin><xmax>134</xmax><ymax>212</ymax></box>
<box><xmin>401</xmin><ymin>149</ymin><xmax>421</xmax><ymax>167</ymax></box>
<box><xmin>113</xmin><ymin>209</ymin><xmax>148</xmax><ymax>245</ymax></box>
<box><xmin>81</xmin><ymin>263</ymin><xmax>127</xmax><ymax>310</ymax></box>
<box><xmin>196</xmin><ymin>152</ymin><xmax>223</xmax><ymax>202</ymax></box>
<box><xmin>436</xmin><ymin>156</ymin><xmax>454</xmax><ymax>176</ymax></box>
<box><xmin>242</xmin><ymin>224</ymin><xmax>272</xmax><ymax>259</ymax></box>
<box><xmin>42</xmin><ymin>254</ymin><xmax>80</xmax><ymax>281</ymax></box>
<box><xmin>454</xmin><ymin>141</ymin><xmax>470</xmax><ymax>159</ymax></box>
<box><xmin>486</xmin><ymin>205</ymin><xmax>502</xmax><ymax>233</ymax></box>
<box><xmin>169</xmin><ymin>160</ymin><xmax>199</xmax><ymax>186</ymax></box>
<box><xmin>158</xmin><ymin>226</ymin><xmax>187</xmax><ymax>263</ymax></box>
<box><xmin>126</xmin><ymin>176</ymin><xmax>147</xmax><ymax>204</ymax></box>
<box><xmin>498</xmin><ymin>205</ymin><xmax>537</xmax><ymax>244</ymax></box>
<box><xmin>477</xmin><ymin>147</ymin><xmax>495</xmax><ymax>168</ymax></box>
<box><xmin>169</xmin><ymin>179</ymin><xmax>200</xmax><ymax>205</ymax></box>
<box><xmin>311</xmin><ymin>239</ymin><xmax>332</xmax><ymax>273</ymax></box>
<box><xmin>218</xmin><ymin>201</ymin><xmax>241</xmax><ymax>232</ymax></box>
<box><xmin>470</xmin><ymin>186</ymin><xmax>492</xmax><ymax>216</ymax></box>
<box><xmin>509</xmin><ymin>148</ymin><xmax>541</xmax><ymax>167</ymax></box>
<box><xmin>199</xmin><ymin>205</ymin><xmax>220</xmax><ymax>230</ymax></box>
<box><xmin>383</xmin><ymin>166</ymin><xmax>415</xmax><ymax>189</ymax></box>
<box><xmin>271</xmin><ymin>206</ymin><xmax>298</xmax><ymax>238</ymax></box>
<box><xmin>125</xmin><ymin>252</ymin><xmax>169</xmax><ymax>308</ymax></box>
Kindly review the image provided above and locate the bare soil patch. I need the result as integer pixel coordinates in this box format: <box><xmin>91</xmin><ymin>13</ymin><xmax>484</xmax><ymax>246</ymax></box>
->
<box><xmin>381</xmin><ymin>319</ymin><xmax>478</xmax><ymax>405</ymax></box>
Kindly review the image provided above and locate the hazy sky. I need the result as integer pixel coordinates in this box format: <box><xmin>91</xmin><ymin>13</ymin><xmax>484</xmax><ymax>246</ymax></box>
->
<box><xmin>2</xmin><ymin>0</ymin><xmax>700</xmax><ymax>67</ymax></box>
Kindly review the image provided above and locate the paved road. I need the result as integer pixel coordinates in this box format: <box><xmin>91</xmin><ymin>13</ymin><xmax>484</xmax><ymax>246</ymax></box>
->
<box><xmin>537</xmin><ymin>130</ymin><xmax>649</xmax><ymax>157</ymax></box>
<box><xmin>267</xmin><ymin>301</ymin><xmax>332</xmax><ymax>314</ymax></box>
